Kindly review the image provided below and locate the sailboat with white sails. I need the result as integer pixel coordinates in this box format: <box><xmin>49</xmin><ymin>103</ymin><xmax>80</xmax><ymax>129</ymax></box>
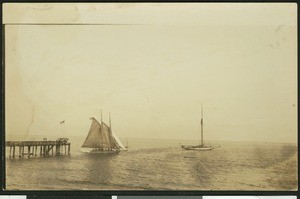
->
<box><xmin>82</xmin><ymin>111</ymin><xmax>127</xmax><ymax>154</ymax></box>
<box><xmin>182</xmin><ymin>106</ymin><xmax>214</xmax><ymax>151</ymax></box>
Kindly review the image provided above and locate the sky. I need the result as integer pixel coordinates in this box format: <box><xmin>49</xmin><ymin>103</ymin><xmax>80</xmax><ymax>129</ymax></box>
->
<box><xmin>4</xmin><ymin>3</ymin><xmax>297</xmax><ymax>143</ymax></box>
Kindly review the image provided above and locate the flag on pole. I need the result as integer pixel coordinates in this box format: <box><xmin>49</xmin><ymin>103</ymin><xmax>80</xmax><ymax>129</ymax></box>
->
<box><xmin>60</xmin><ymin>120</ymin><xmax>65</xmax><ymax>124</ymax></box>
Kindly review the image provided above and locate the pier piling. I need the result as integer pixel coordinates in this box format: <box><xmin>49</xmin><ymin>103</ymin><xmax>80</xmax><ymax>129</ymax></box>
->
<box><xmin>12</xmin><ymin>146</ymin><xmax>15</xmax><ymax>158</ymax></box>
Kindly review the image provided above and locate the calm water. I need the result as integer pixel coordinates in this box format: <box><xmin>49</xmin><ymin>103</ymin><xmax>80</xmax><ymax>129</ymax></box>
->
<box><xmin>5</xmin><ymin>137</ymin><xmax>297</xmax><ymax>190</ymax></box>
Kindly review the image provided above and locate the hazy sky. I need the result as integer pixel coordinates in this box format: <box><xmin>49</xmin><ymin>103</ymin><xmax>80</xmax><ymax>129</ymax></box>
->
<box><xmin>5</xmin><ymin>3</ymin><xmax>297</xmax><ymax>143</ymax></box>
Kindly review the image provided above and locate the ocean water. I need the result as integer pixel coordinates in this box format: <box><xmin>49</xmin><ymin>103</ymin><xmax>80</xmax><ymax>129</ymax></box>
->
<box><xmin>5</xmin><ymin>137</ymin><xmax>297</xmax><ymax>190</ymax></box>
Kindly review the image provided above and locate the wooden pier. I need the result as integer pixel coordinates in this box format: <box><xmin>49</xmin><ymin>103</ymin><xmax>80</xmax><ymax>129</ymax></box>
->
<box><xmin>6</xmin><ymin>138</ymin><xmax>71</xmax><ymax>158</ymax></box>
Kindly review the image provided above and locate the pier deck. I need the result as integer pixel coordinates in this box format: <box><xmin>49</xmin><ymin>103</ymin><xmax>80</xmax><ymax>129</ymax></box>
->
<box><xmin>5</xmin><ymin>138</ymin><xmax>71</xmax><ymax>158</ymax></box>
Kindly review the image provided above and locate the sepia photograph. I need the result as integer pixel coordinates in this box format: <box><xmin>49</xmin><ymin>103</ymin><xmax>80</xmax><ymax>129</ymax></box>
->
<box><xmin>3</xmin><ymin>3</ymin><xmax>297</xmax><ymax>190</ymax></box>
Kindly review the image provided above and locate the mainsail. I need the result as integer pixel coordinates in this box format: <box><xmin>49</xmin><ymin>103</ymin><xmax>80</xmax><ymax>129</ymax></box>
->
<box><xmin>82</xmin><ymin>118</ymin><xmax>102</xmax><ymax>148</ymax></box>
<box><xmin>82</xmin><ymin>117</ymin><xmax>125</xmax><ymax>150</ymax></box>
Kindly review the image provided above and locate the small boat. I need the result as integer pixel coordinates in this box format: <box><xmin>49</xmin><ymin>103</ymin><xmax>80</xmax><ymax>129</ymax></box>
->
<box><xmin>82</xmin><ymin>111</ymin><xmax>127</xmax><ymax>154</ymax></box>
<box><xmin>182</xmin><ymin>106</ymin><xmax>214</xmax><ymax>151</ymax></box>
<box><xmin>183</xmin><ymin>145</ymin><xmax>214</xmax><ymax>151</ymax></box>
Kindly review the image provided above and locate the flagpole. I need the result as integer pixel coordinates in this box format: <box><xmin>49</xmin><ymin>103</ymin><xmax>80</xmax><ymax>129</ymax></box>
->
<box><xmin>201</xmin><ymin>105</ymin><xmax>203</xmax><ymax>146</ymax></box>
<box><xmin>63</xmin><ymin>122</ymin><xmax>65</xmax><ymax>138</ymax></box>
<box><xmin>60</xmin><ymin>120</ymin><xmax>65</xmax><ymax>138</ymax></box>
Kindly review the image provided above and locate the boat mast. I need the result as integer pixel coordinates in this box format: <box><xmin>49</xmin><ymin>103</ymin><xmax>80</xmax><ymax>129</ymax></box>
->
<box><xmin>109</xmin><ymin>112</ymin><xmax>111</xmax><ymax>128</ymax></box>
<box><xmin>100</xmin><ymin>109</ymin><xmax>103</xmax><ymax>149</ymax></box>
<box><xmin>201</xmin><ymin>106</ymin><xmax>204</xmax><ymax>146</ymax></box>
<box><xmin>108</xmin><ymin>112</ymin><xmax>115</xmax><ymax>150</ymax></box>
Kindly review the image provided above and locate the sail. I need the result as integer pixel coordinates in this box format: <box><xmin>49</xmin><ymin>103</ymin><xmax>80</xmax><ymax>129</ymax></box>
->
<box><xmin>102</xmin><ymin>122</ymin><xmax>124</xmax><ymax>149</ymax></box>
<box><xmin>112</xmin><ymin>131</ymin><xmax>126</xmax><ymax>149</ymax></box>
<box><xmin>82</xmin><ymin>118</ymin><xmax>102</xmax><ymax>148</ymax></box>
<box><xmin>82</xmin><ymin>116</ymin><xmax>125</xmax><ymax>150</ymax></box>
<box><xmin>100</xmin><ymin>122</ymin><xmax>114</xmax><ymax>149</ymax></box>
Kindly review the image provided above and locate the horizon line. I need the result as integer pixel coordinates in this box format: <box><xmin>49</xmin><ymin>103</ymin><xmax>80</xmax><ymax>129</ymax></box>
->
<box><xmin>6</xmin><ymin>134</ymin><xmax>297</xmax><ymax>145</ymax></box>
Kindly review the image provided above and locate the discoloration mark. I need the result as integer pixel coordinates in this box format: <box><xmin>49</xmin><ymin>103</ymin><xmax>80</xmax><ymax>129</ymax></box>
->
<box><xmin>275</xmin><ymin>25</ymin><xmax>283</xmax><ymax>32</ymax></box>
<box><xmin>28</xmin><ymin>4</ymin><xmax>53</xmax><ymax>11</ymax></box>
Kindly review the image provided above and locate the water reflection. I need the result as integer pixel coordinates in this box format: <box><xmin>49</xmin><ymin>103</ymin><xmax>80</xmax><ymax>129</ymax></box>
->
<box><xmin>82</xmin><ymin>153</ymin><xmax>116</xmax><ymax>187</ymax></box>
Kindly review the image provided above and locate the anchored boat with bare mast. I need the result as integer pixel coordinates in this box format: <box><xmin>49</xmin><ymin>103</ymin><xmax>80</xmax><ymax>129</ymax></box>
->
<box><xmin>82</xmin><ymin>111</ymin><xmax>127</xmax><ymax>154</ymax></box>
<box><xmin>182</xmin><ymin>106</ymin><xmax>214</xmax><ymax>151</ymax></box>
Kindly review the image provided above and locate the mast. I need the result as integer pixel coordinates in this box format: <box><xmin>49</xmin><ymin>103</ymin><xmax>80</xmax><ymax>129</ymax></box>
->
<box><xmin>108</xmin><ymin>112</ymin><xmax>115</xmax><ymax>149</ymax></box>
<box><xmin>109</xmin><ymin>112</ymin><xmax>111</xmax><ymax>128</ymax></box>
<box><xmin>201</xmin><ymin>106</ymin><xmax>204</xmax><ymax>146</ymax></box>
<box><xmin>100</xmin><ymin>109</ymin><xmax>103</xmax><ymax>149</ymax></box>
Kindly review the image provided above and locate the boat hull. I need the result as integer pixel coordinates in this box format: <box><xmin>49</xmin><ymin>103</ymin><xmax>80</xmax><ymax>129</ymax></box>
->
<box><xmin>182</xmin><ymin>145</ymin><xmax>214</xmax><ymax>151</ymax></box>
<box><xmin>89</xmin><ymin>149</ymin><xmax>120</xmax><ymax>154</ymax></box>
<box><xmin>194</xmin><ymin>147</ymin><xmax>214</xmax><ymax>151</ymax></box>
